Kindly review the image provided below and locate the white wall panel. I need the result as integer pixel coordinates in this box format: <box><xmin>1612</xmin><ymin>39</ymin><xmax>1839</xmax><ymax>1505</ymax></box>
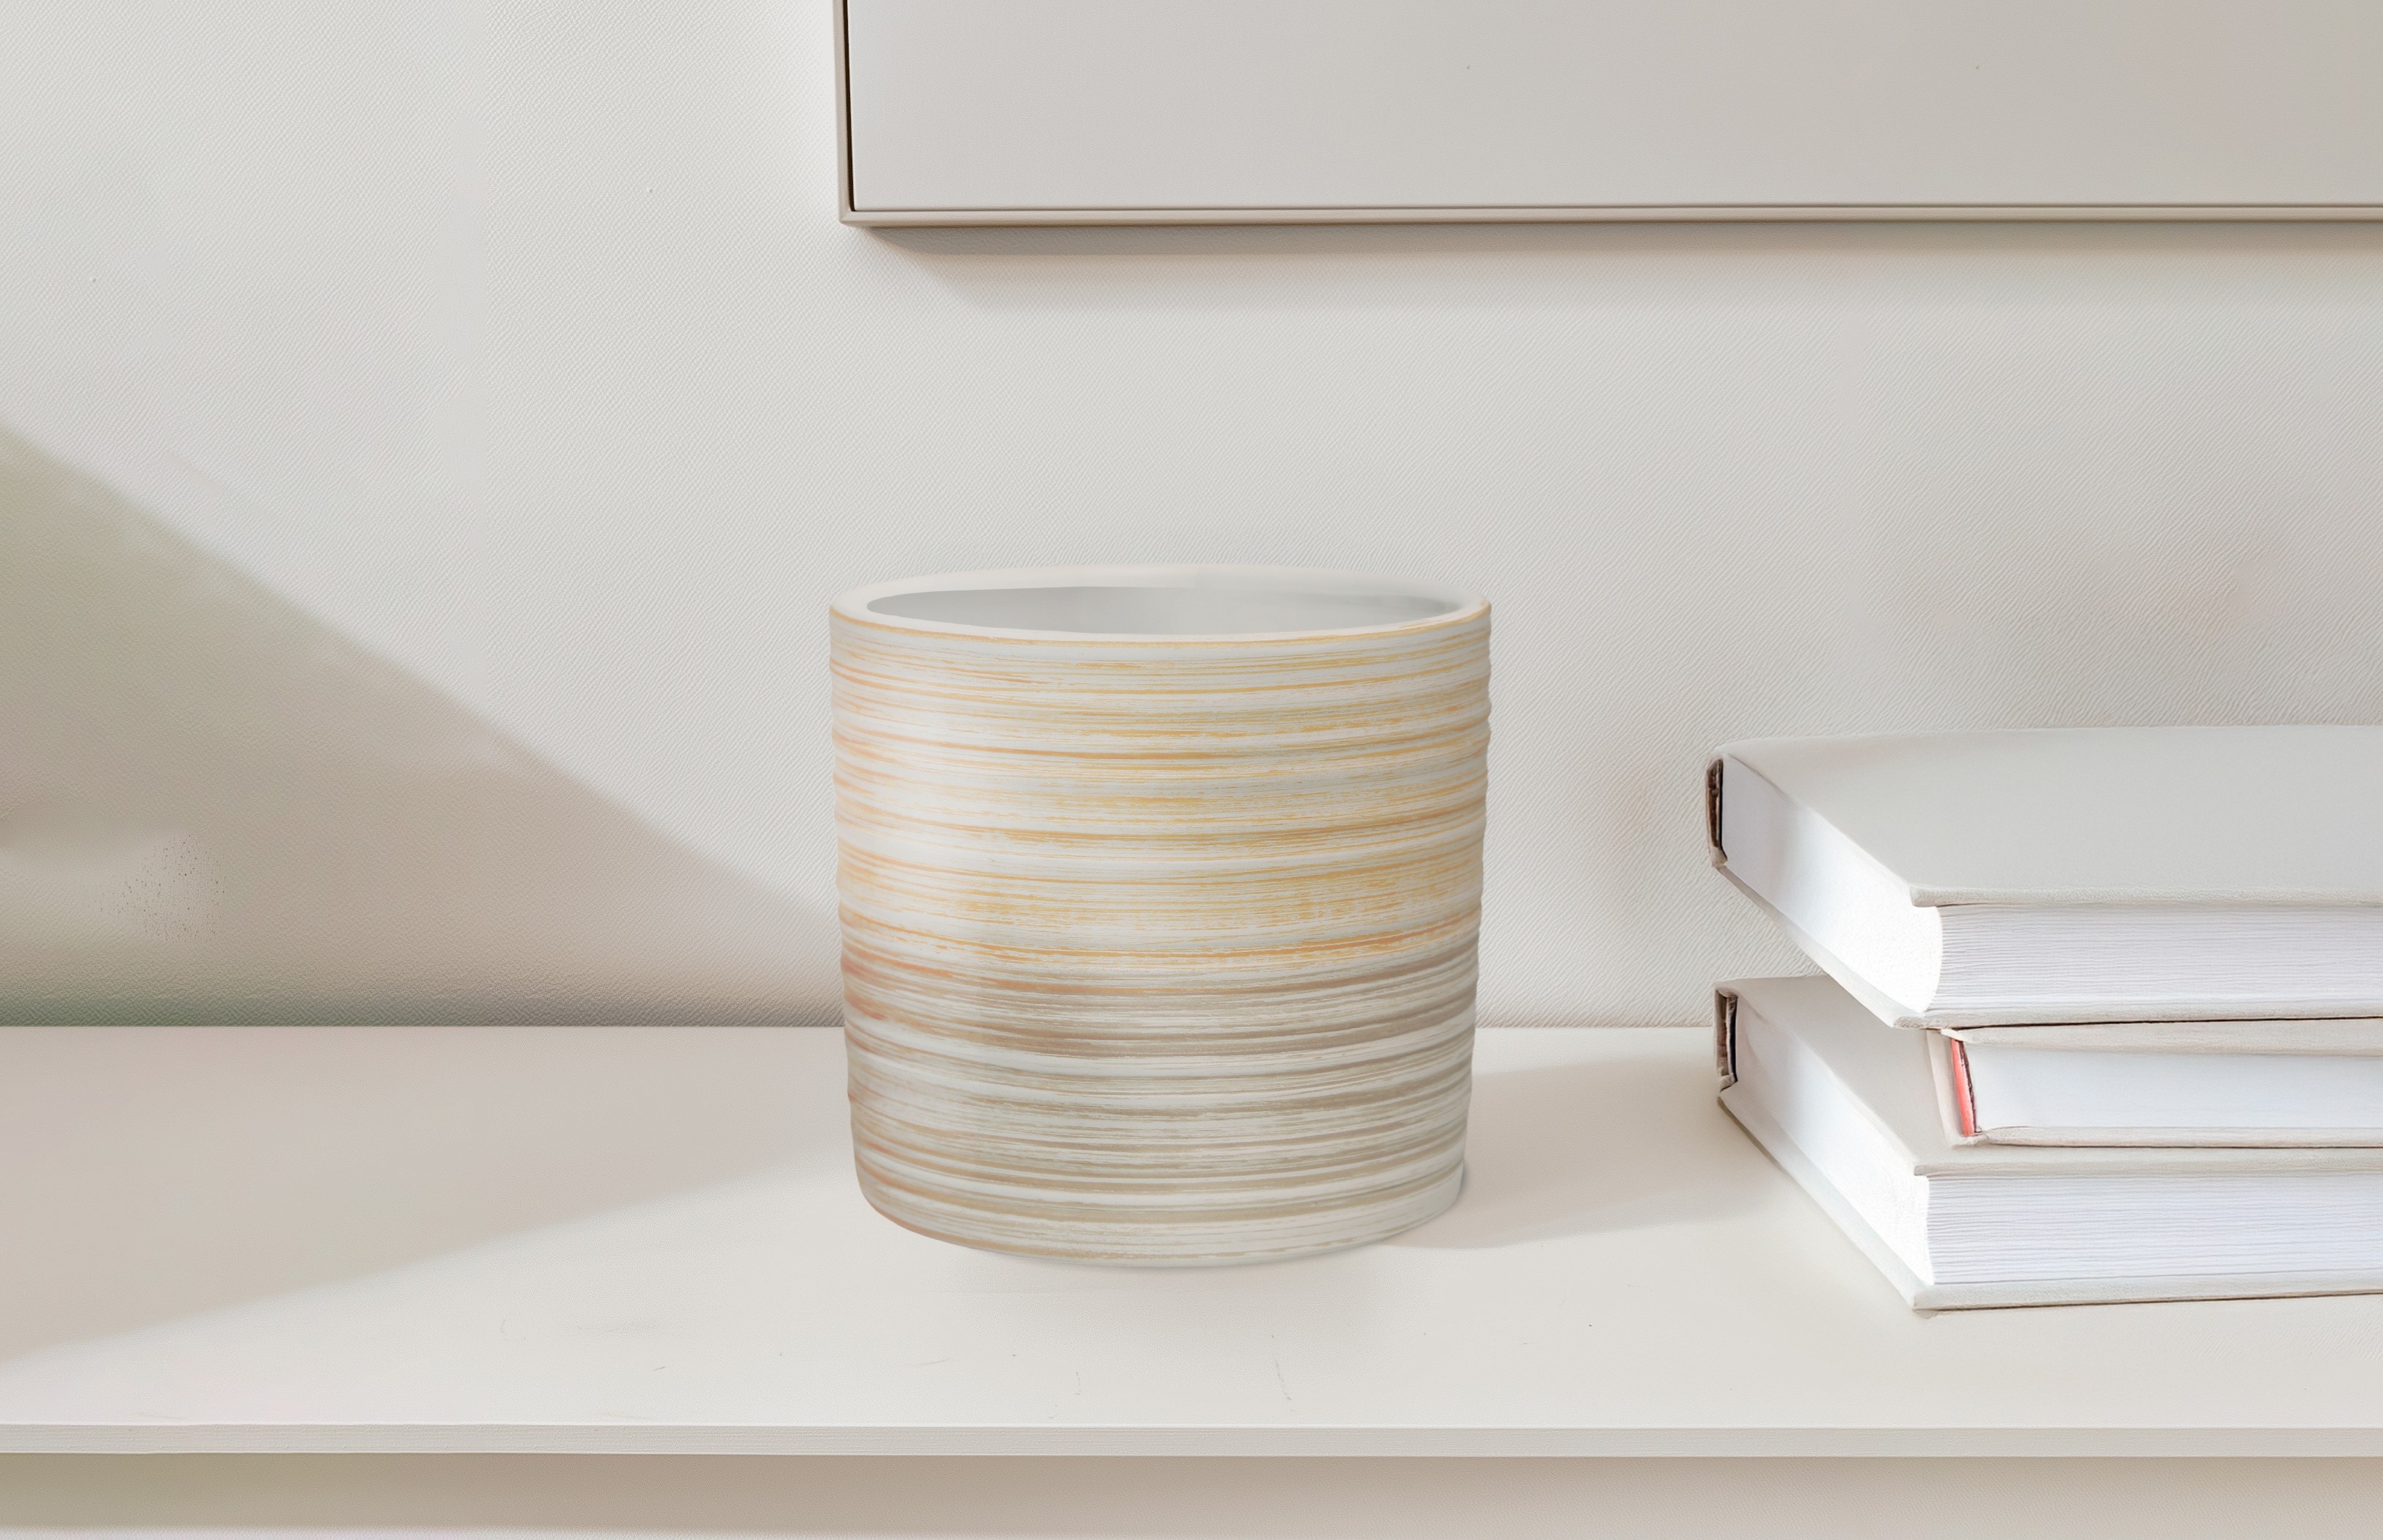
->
<box><xmin>2</xmin><ymin>3</ymin><xmax>2382</xmax><ymax>1025</ymax></box>
<box><xmin>845</xmin><ymin>0</ymin><xmax>2383</xmax><ymax>221</ymax></box>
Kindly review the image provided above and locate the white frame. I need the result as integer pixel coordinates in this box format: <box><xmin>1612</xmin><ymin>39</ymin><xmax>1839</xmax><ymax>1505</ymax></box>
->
<box><xmin>835</xmin><ymin>0</ymin><xmax>2383</xmax><ymax>227</ymax></box>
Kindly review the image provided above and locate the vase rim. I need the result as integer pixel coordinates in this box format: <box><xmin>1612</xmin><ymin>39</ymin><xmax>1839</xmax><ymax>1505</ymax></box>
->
<box><xmin>833</xmin><ymin>565</ymin><xmax>1488</xmax><ymax>642</ymax></box>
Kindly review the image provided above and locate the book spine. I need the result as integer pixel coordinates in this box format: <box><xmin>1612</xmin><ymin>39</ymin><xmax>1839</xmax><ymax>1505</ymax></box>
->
<box><xmin>1946</xmin><ymin>1036</ymin><xmax>1978</xmax><ymax>1139</ymax></box>
<box><xmin>1715</xmin><ymin>986</ymin><xmax>1739</xmax><ymax>1089</ymax></box>
<box><xmin>1704</xmin><ymin>757</ymin><xmax>1728</xmax><ymax>866</ymax></box>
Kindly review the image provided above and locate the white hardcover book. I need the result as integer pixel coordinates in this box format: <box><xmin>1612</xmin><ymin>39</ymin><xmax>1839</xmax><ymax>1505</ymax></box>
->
<box><xmin>1716</xmin><ymin>975</ymin><xmax>2383</xmax><ymax>1310</ymax></box>
<box><xmin>1708</xmin><ymin>726</ymin><xmax>2383</xmax><ymax>1028</ymax></box>
<box><xmin>1935</xmin><ymin>1021</ymin><xmax>2383</xmax><ymax>1148</ymax></box>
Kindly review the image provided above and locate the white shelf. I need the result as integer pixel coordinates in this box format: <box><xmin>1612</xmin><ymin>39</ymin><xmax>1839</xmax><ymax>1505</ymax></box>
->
<box><xmin>5</xmin><ymin>1023</ymin><xmax>2383</xmax><ymax>1456</ymax></box>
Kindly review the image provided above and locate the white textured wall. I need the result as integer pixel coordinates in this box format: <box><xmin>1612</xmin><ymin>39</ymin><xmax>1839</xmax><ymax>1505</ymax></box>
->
<box><xmin>4</xmin><ymin>2</ymin><xmax>2382</xmax><ymax>1024</ymax></box>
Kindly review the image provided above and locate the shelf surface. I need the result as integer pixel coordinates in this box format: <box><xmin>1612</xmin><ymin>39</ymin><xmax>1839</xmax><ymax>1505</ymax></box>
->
<box><xmin>6</xmin><ymin>1022</ymin><xmax>2383</xmax><ymax>1456</ymax></box>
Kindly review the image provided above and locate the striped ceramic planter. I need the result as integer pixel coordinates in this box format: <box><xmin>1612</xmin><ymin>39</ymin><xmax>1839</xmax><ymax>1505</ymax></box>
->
<box><xmin>830</xmin><ymin>567</ymin><xmax>1491</xmax><ymax>1264</ymax></box>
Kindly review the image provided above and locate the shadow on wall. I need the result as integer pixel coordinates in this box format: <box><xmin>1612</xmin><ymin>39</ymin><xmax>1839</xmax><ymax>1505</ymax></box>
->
<box><xmin>0</xmin><ymin>426</ymin><xmax>840</xmax><ymax>1023</ymax></box>
<box><xmin>871</xmin><ymin>219</ymin><xmax>2383</xmax><ymax>310</ymax></box>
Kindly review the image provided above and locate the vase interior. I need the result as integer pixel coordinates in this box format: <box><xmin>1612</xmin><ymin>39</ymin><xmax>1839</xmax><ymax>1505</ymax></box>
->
<box><xmin>866</xmin><ymin>582</ymin><xmax>1461</xmax><ymax>637</ymax></box>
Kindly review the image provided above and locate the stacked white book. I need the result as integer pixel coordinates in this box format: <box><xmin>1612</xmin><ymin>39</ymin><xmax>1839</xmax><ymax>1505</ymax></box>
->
<box><xmin>1708</xmin><ymin>725</ymin><xmax>2383</xmax><ymax>1309</ymax></box>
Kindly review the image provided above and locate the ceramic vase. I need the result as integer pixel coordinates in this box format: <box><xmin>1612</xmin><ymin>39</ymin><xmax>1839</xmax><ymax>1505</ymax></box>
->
<box><xmin>830</xmin><ymin>566</ymin><xmax>1491</xmax><ymax>1264</ymax></box>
